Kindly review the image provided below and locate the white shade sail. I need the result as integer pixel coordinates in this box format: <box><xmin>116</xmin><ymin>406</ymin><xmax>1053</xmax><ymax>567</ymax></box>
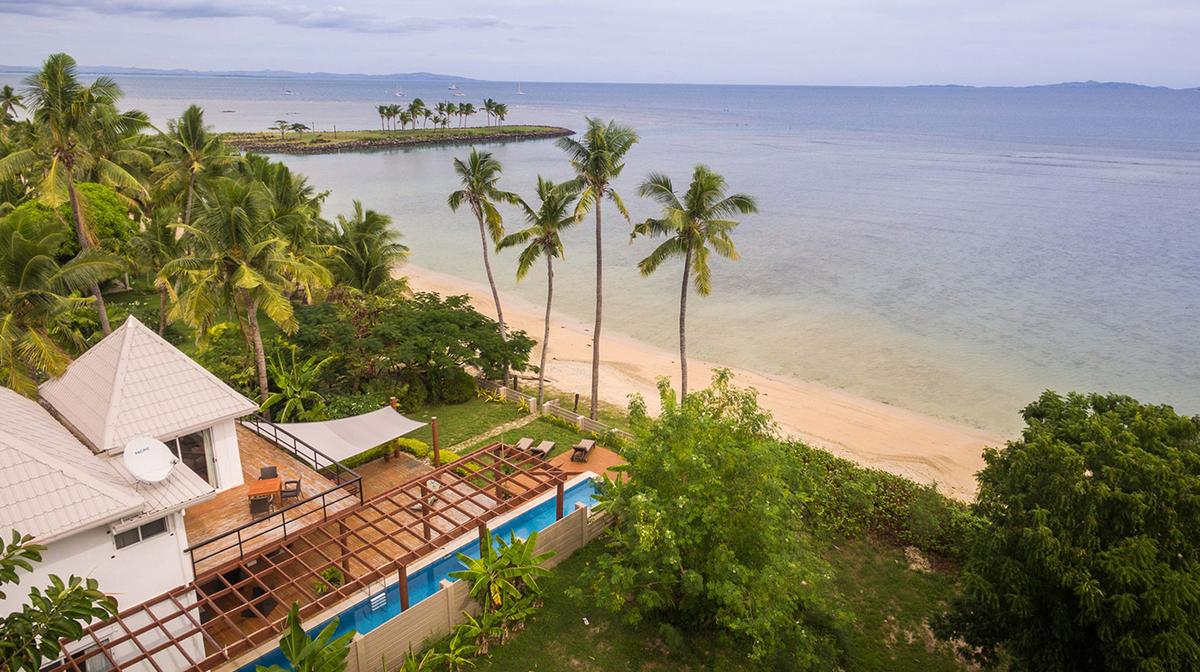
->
<box><xmin>246</xmin><ymin>407</ymin><xmax>426</xmax><ymax>464</ymax></box>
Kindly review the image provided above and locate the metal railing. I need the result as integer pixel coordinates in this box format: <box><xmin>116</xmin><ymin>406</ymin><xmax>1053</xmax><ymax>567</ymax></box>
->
<box><xmin>184</xmin><ymin>415</ymin><xmax>364</xmax><ymax>577</ymax></box>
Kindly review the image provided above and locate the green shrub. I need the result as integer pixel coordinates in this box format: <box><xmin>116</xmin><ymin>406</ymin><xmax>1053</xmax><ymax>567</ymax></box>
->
<box><xmin>434</xmin><ymin>368</ymin><xmax>476</xmax><ymax>404</ymax></box>
<box><xmin>325</xmin><ymin>393</ymin><xmax>392</xmax><ymax>419</ymax></box>
<box><xmin>392</xmin><ymin>438</ymin><xmax>431</xmax><ymax>460</ymax></box>
<box><xmin>313</xmin><ymin>566</ymin><xmax>345</xmax><ymax>596</ymax></box>
<box><xmin>393</xmin><ymin>375</ymin><xmax>428</xmax><ymax>412</ymax></box>
<box><xmin>339</xmin><ymin>443</ymin><xmax>394</xmax><ymax>470</ymax></box>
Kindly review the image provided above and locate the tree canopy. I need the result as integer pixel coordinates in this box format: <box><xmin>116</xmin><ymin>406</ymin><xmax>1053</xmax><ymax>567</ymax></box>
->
<box><xmin>936</xmin><ymin>391</ymin><xmax>1200</xmax><ymax>671</ymax></box>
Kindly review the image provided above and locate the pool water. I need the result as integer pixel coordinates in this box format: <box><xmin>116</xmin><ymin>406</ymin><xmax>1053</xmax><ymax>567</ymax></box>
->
<box><xmin>235</xmin><ymin>478</ymin><xmax>598</xmax><ymax>671</ymax></box>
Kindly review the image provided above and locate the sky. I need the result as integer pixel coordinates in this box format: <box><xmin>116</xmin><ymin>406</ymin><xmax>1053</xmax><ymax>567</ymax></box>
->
<box><xmin>1</xmin><ymin>0</ymin><xmax>1198</xmax><ymax>87</ymax></box>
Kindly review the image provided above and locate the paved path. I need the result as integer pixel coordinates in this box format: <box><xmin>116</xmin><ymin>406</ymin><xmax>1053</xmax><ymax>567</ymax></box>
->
<box><xmin>447</xmin><ymin>412</ymin><xmax>540</xmax><ymax>453</ymax></box>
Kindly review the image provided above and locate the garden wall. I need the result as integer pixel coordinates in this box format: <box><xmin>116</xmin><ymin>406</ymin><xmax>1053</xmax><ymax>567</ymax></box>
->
<box><xmin>344</xmin><ymin>503</ymin><xmax>613</xmax><ymax>672</ymax></box>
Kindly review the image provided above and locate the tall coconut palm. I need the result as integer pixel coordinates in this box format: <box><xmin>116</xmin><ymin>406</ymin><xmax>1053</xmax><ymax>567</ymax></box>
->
<box><xmin>498</xmin><ymin>177</ymin><xmax>581</xmax><ymax>407</ymax></box>
<box><xmin>128</xmin><ymin>206</ymin><xmax>183</xmax><ymax>335</ymax></box>
<box><xmin>633</xmin><ymin>165</ymin><xmax>757</xmax><ymax>397</ymax></box>
<box><xmin>242</xmin><ymin>155</ymin><xmax>331</xmax><ymax>302</ymax></box>
<box><xmin>153</xmin><ymin>104</ymin><xmax>236</xmax><ymax>229</ymax></box>
<box><xmin>0</xmin><ymin>53</ymin><xmax>150</xmax><ymax>334</ymax></box>
<box><xmin>556</xmin><ymin>118</ymin><xmax>639</xmax><ymax>418</ymax></box>
<box><xmin>159</xmin><ymin>178</ymin><xmax>328</xmax><ymax>415</ymax></box>
<box><xmin>329</xmin><ymin>200</ymin><xmax>409</xmax><ymax>295</ymax></box>
<box><xmin>0</xmin><ymin>85</ymin><xmax>23</xmax><ymax>123</ymax></box>
<box><xmin>448</xmin><ymin>149</ymin><xmax>519</xmax><ymax>380</ymax></box>
<box><xmin>494</xmin><ymin>103</ymin><xmax>508</xmax><ymax>125</ymax></box>
<box><xmin>407</xmin><ymin>98</ymin><xmax>426</xmax><ymax>128</ymax></box>
<box><xmin>377</xmin><ymin>104</ymin><xmax>387</xmax><ymax>131</ymax></box>
<box><xmin>481</xmin><ymin>98</ymin><xmax>497</xmax><ymax>126</ymax></box>
<box><xmin>0</xmin><ymin>216</ymin><xmax>122</xmax><ymax>395</ymax></box>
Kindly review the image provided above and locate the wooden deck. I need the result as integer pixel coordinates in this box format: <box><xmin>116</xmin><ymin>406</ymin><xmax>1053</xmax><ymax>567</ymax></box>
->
<box><xmin>183</xmin><ymin>426</ymin><xmax>359</xmax><ymax>574</ymax></box>
<box><xmin>355</xmin><ymin>452</ymin><xmax>432</xmax><ymax>499</ymax></box>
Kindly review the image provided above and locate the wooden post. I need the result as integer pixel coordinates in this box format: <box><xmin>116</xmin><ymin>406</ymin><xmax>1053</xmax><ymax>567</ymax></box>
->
<box><xmin>431</xmin><ymin>416</ymin><xmax>441</xmax><ymax>467</ymax></box>
<box><xmin>398</xmin><ymin>563</ymin><xmax>409</xmax><ymax>611</ymax></box>
<box><xmin>478</xmin><ymin>523</ymin><xmax>489</xmax><ymax>557</ymax></box>
<box><xmin>573</xmin><ymin>393</ymin><xmax>580</xmax><ymax>412</ymax></box>
<box><xmin>555</xmin><ymin>482</ymin><xmax>564</xmax><ymax>520</ymax></box>
<box><xmin>339</xmin><ymin>520</ymin><xmax>351</xmax><ymax>574</ymax></box>
<box><xmin>389</xmin><ymin>396</ymin><xmax>398</xmax><ymax>409</ymax></box>
<box><xmin>419</xmin><ymin>484</ymin><xmax>432</xmax><ymax>540</ymax></box>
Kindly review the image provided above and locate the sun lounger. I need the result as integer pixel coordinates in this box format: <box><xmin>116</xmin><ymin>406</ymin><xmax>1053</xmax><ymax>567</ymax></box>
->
<box><xmin>514</xmin><ymin>437</ymin><xmax>534</xmax><ymax>453</ymax></box>
<box><xmin>571</xmin><ymin>439</ymin><xmax>595</xmax><ymax>463</ymax></box>
<box><xmin>531</xmin><ymin>440</ymin><xmax>554</xmax><ymax>459</ymax></box>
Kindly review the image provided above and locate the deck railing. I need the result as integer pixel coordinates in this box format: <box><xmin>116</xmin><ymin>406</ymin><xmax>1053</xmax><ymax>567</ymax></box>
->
<box><xmin>184</xmin><ymin>415</ymin><xmax>364</xmax><ymax>577</ymax></box>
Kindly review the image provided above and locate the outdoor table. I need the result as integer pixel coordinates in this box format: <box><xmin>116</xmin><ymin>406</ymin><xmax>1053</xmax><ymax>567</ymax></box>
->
<box><xmin>247</xmin><ymin>477</ymin><xmax>281</xmax><ymax>506</ymax></box>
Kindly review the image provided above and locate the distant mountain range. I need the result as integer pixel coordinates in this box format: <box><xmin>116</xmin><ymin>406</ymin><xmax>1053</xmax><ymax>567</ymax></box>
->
<box><xmin>0</xmin><ymin>64</ymin><xmax>478</xmax><ymax>82</ymax></box>
<box><xmin>0</xmin><ymin>66</ymin><xmax>1193</xmax><ymax>90</ymax></box>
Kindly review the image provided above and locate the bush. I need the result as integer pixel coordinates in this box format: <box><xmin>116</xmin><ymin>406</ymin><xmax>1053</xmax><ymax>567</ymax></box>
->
<box><xmin>393</xmin><ymin>375</ymin><xmax>428</xmax><ymax>412</ymax></box>
<box><xmin>392</xmin><ymin>438</ymin><xmax>431</xmax><ymax>460</ymax></box>
<box><xmin>339</xmin><ymin>443</ymin><xmax>394</xmax><ymax>470</ymax></box>
<box><xmin>434</xmin><ymin>368</ymin><xmax>476</xmax><ymax>404</ymax></box>
<box><xmin>325</xmin><ymin>393</ymin><xmax>392</xmax><ymax>419</ymax></box>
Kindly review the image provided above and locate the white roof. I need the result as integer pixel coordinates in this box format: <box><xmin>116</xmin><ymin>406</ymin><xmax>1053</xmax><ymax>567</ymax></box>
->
<box><xmin>40</xmin><ymin>316</ymin><xmax>258</xmax><ymax>454</ymax></box>
<box><xmin>243</xmin><ymin>406</ymin><xmax>425</xmax><ymax>463</ymax></box>
<box><xmin>0</xmin><ymin>388</ymin><xmax>216</xmax><ymax>543</ymax></box>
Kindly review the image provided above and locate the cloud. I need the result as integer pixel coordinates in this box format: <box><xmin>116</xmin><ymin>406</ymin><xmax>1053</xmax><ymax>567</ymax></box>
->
<box><xmin>0</xmin><ymin>0</ymin><xmax>503</xmax><ymax>34</ymax></box>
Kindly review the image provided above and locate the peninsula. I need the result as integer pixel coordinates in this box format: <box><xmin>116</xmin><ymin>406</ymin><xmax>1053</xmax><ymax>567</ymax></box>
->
<box><xmin>221</xmin><ymin>125</ymin><xmax>574</xmax><ymax>154</ymax></box>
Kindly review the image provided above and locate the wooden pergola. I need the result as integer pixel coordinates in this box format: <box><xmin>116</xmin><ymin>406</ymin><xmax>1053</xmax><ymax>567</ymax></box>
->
<box><xmin>48</xmin><ymin>443</ymin><xmax>567</xmax><ymax>672</ymax></box>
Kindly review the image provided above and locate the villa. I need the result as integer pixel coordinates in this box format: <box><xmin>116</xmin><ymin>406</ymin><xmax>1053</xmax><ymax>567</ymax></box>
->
<box><xmin>0</xmin><ymin>315</ymin><xmax>580</xmax><ymax>672</ymax></box>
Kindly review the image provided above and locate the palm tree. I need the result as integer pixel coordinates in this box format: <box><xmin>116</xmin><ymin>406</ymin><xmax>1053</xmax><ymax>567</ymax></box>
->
<box><xmin>494</xmin><ymin>103</ymin><xmax>508</xmax><ymax>125</ymax></box>
<box><xmin>0</xmin><ymin>53</ymin><xmax>150</xmax><ymax>334</ymax></box>
<box><xmin>459</xmin><ymin>103</ymin><xmax>476</xmax><ymax>127</ymax></box>
<box><xmin>399</xmin><ymin>110</ymin><xmax>412</xmax><ymax>131</ymax></box>
<box><xmin>128</xmin><ymin>206</ymin><xmax>183</xmax><ymax>335</ymax></box>
<box><xmin>329</xmin><ymin>200</ymin><xmax>409</xmax><ymax>295</ymax></box>
<box><xmin>377</xmin><ymin>104</ymin><xmax>387</xmax><ymax>131</ymax></box>
<box><xmin>422</xmin><ymin>108</ymin><xmax>433</xmax><ymax>129</ymax></box>
<box><xmin>481</xmin><ymin>98</ymin><xmax>497</xmax><ymax>126</ymax></box>
<box><xmin>407</xmin><ymin>98</ymin><xmax>426</xmax><ymax>128</ymax></box>
<box><xmin>159</xmin><ymin>178</ymin><xmax>327</xmax><ymax>414</ymax></box>
<box><xmin>0</xmin><ymin>216</ymin><xmax>122</xmax><ymax>395</ymax></box>
<box><xmin>556</xmin><ymin>118</ymin><xmax>639</xmax><ymax>418</ymax></box>
<box><xmin>243</xmin><ymin>156</ymin><xmax>332</xmax><ymax>303</ymax></box>
<box><xmin>152</xmin><ymin>104</ymin><xmax>236</xmax><ymax>229</ymax></box>
<box><xmin>633</xmin><ymin>166</ymin><xmax>757</xmax><ymax>397</ymax></box>
<box><xmin>498</xmin><ymin>177</ymin><xmax>581</xmax><ymax>407</ymax></box>
<box><xmin>0</xmin><ymin>85</ymin><xmax>23</xmax><ymax>123</ymax></box>
<box><xmin>448</xmin><ymin>149</ymin><xmax>519</xmax><ymax>381</ymax></box>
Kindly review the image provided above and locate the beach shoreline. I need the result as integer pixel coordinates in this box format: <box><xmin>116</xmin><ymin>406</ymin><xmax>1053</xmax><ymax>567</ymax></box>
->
<box><xmin>400</xmin><ymin>263</ymin><xmax>1007</xmax><ymax>500</ymax></box>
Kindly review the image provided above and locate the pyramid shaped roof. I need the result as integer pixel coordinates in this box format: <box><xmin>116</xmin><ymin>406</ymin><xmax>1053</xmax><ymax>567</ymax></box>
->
<box><xmin>40</xmin><ymin>316</ymin><xmax>258</xmax><ymax>454</ymax></box>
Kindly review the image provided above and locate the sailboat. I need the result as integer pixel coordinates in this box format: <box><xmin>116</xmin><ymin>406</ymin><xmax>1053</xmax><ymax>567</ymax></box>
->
<box><xmin>283</xmin><ymin>89</ymin><xmax>298</xmax><ymax>96</ymax></box>
<box><xmin>516</xmin><ymin>82</ymin><xmax>525</xmax><ymax>95</ymax></box>
<box><xmin>447</xmin><ymin>82</ymin><xmax>459</xmax><ymax>90</ymax></box>
<box><xmin>394</xmin><ymin>84</ymin><xmax>406</xmax><ymax>97</ymax></box>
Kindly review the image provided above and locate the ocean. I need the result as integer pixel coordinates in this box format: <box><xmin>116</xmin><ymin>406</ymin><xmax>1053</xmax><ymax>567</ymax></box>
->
<box><xmin>4</xmin><ymin>73</ymin><xmax>1197</xmax><ymax>434</ymax></box>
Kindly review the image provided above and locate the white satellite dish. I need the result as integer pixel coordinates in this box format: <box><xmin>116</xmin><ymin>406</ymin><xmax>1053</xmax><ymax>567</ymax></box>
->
<box><xmin>123</xmin><ymin>437</ymin><xmax>177</xmax><ymax>483</ymax></box>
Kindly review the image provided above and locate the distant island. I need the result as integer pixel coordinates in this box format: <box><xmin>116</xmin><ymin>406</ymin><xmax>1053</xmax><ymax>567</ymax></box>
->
<box><xmin>0</xmin><ymin>64</ymin><xmax>479</xmax><ymax>82</ymax></box>
<box><xmin>912</xmin><ymin>80</ymin><xmax>1198</xmax><ymax>91</ymax></box>
<box><xmin>222</xmin><ymin>125</ymin><xmax>574</xmax><ymax>155</ymax></box>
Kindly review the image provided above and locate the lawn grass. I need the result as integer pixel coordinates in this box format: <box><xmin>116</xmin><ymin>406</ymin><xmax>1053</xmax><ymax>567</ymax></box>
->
<box><xmin>405</xmin><ymin>397</ymin><xmax>527</xmax><ymax>449</ymax></box>
<box><xmin>540</xmin><ymin>384</ymin><xmax>633</xmax><ymax>433</ymax></box>
<box><xmin>471</xmin><ymin>537</ymin><xmax>966</xmax><ymax>672</ymax></box>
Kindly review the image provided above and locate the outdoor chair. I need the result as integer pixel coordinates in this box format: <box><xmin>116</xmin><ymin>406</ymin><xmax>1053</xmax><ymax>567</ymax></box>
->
<box><xmin>259</xmin><ymin>466</ymin><xmax>278</xmax><ymax>479</ymax></box>
<box><xmin>514</xmin><ymin>437</ymin><xmax>535</xmax><ymax>453</ymax></box>
<box><xmin>249</xmin><ymin>497</ymin><xmax>272</xmax><ymax>518</ymax></box>
<box><xmin>531</xmin><ymin>440</ymin><xmax>554</xmax><ymax>459</ymax></box>
<box><xmin>280</xmin><ymin>479</ymin><xmax>301</xmax><ymax>501</ymax></box>
<box><xmin>571</xmin><ymin>439</ymin><xmax>596</xmax><ymax>463</ymax></box>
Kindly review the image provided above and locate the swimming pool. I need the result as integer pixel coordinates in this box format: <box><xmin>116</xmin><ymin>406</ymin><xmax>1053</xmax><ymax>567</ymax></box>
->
<box><xmin>234</xmin><ymin>475</ymin><xmax>599</xmax><ymax>671</ymax></box>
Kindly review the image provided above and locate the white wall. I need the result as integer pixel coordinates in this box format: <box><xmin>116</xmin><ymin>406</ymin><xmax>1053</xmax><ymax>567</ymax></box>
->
<box><xmin>208</xmin><ymin>419</ymin><xmax>244</xmax><ymax>492</ymax></box>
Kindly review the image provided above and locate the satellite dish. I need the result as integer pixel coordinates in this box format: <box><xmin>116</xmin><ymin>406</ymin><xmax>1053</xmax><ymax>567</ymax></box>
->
<box><xmin>123</xmin><ymin>437</ymin><xmax>177</xmax><ymax>483</ymax></box>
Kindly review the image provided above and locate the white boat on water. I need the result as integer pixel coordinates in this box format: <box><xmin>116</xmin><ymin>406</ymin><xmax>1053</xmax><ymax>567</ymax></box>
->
<box><xmin>453</xmin><ymin>91</ymin><xmax>465</xmax><ymax>97</ymax></box>
<box><xmin>516</xmin><ymin>83</ymin><xmax>525</xmax><ymax>95</ymax></box>
<box><xmin>394</xmin><ymin>84</ymin><xmax>406</xmax><ymax>97</ymax></box>
<box><xmin>283</xmin><ymin>89</ymin><xmax>297</xmax><ymax>96</ymax></box>
<box><xmin>447</xmin><ymin>82</ymin><xmax>459</xmax><ymax>90</ymax></box>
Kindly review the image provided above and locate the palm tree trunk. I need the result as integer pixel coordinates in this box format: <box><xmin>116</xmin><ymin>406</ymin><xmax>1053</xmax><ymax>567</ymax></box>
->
<box><xmin>242</xmin><ymin>290</ymin><xmax>271</xmax><ymax>419</ymax></box>
<box><xmin>590</xmin><ymin>203</ymin><xmax>602</xmax><ymax>419</ymax></box>
<box><xmin>679</xmin><ymin>245</ymin><xmax>691</xmax><ymax>398</ymax></box>
<box><xmin>183</xmin><ymin>172</ymin><xmax>196</xmax><ymax>227</ymax></box>
<box><xmin>474</xmin><ymin>205</ymin><xmax>508</xmax><ymax>382</ymax></box>
<box><xmin>538</xmin><ymin>255</ymin><xmax>553</xmax><ymax>409</ymax></box>
<box><xmin>66</xmin><ymin>177</ymin><xmax>111</xmax><ymax>334</ymax></box>
<box><xmin>157</xmin><ymin>284</ymin><xmax>169</xmax><ymax>335</ymax></box>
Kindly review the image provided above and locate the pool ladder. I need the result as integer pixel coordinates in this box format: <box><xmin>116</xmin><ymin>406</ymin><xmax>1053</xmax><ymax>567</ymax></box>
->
<box><xmin>367</xmin><ymin>580</ymin><xmax>387</xmax><ymax>611</ymax></box>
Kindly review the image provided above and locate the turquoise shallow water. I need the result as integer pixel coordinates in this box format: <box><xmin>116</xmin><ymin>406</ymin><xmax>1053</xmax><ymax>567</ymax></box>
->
<box><xmin>4</xmin><ymin>73</ymin><xmax>1197</xmax><ymax>433</ymax></box>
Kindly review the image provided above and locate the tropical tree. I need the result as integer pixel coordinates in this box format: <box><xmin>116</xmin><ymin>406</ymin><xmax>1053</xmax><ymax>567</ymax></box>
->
<box><xmin>458</xmin><ymin>103</ymin><xmax>476</xmax><ymax>127</ymax></box>
<box><xmin>935</xmin><ymin>391</ymin><xmax>1200</xmax><ymax>672</ymax></box>
<box><xmin>447</xmin><ymin>149</ymin><xmax>519</xmax><ymax>381</ymax></box>
<box><xmin>422</xmin><ymin>108</ymin><xmax>433</xmax><ymax>129</ymax></box>
<box><xmin>0</xmin><ymin>532</ymin><xmax>119</xmax><ymax>671</ymax></box>
<box><xmin>152</xmin><ymin>104</ymin><xmax>236</xmax><ymax>228</ymax></box>
<box><xmin>263</xmin><ymin>344</ymin><xmax>335</xmax><ymax>421</ymax></box>
<box><xmin>128</xmin><ymin>206</ymin><xmax>184</xmax><ymax>334</ymax></box>
<box><xmin>481</xmin><ymin>98</ymin><xmax>497</xmax><ymax>126</ymax></box>
<box><xmin>633</xmin><ymin>165</ymin><xmax>756</xmax><ymax>397</ymax></box>
<box><xmin>0</xmin><ymin>85</ymin><xmax>23</xmax><ymax>124</ymax></box>
<box><xmin>257</xmin><ymin>602</ymin><xmax>354</xmax><ymax>672</ymax></box>
<box><xmin>376</xmin><ymin>104</ymin><xmax>387</xmax><ymax>131</ymax></box>
<box><xmin>494</xmin><ymin>103</ymin><xmax>508</xmax><ymax>125</ymax></box>
<box><xmin>328</xmin><ymin>200</ymin><xmax>409</xmax><ymax>295</ymax></box>
<box><xmin>0</xmin><ymin>215</ymin><xmax>121</xmax><ymax>395</ymax></box>
<box><xmin>407</xmin><ymin>98</ymin><xmax>426</xmax><ymax>128</ymax></box>
<box><xmin>289</xmin><ymin>122</ymin><xmax>309</xmax><ymax>136</ymax></box>
<box><xmin>498</xmin><ymin>177</ymin><xmax>581</xmax><ymax>407</ymax></box>
<box><xmin>431</xmin><ymin>633</ymin><xmax>476</xmax><ymax>672</ymax></box>
<box><xmin>456</xmin><ymin>610</ymin><xmax>501</xmax><ymax>655</ymax></box>
<box><xmin>0</xmin><ymin>52</ymin><xmax>150</xmax><ymax>334</ymax></box>
<box><xmin>243</xmin><ymin>155</ymin><xmax>332</xmax><ymax>302</ymax></box>
<box><xmin>555</xmin><ymin>118</ymin><xmax>639</xmax><ymax>418</ymax></box>
<box><xmin>399</xmin><ymin>110</ymin><xmax>412</xmax><ymax>131</ymax></box>
<box><xmin>159</xmin><ymin>178</ymin><xmax>328</xmax><ymax>414</ymax></box>
<box><xmin>273</xmin><ymin>119</ymin><xmax>290</xmax><ymax>139</ymax></box>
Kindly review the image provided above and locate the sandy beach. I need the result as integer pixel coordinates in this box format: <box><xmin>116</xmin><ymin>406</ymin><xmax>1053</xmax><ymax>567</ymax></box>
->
<box><xmin>402</xmin><ymin>264</ymin><xmax>1007</xmax><ymax>500</ymax></box>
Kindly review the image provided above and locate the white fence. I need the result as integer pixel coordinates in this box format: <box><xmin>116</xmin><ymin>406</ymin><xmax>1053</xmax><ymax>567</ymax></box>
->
<box><xmin>476</xmin><ymin>378</ymin><xmax>633</xmax><ymax>441</ymax></box>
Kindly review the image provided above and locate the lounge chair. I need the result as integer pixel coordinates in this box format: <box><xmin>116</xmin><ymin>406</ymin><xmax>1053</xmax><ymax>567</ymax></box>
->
<box><xmin>571</xmin><ymin>439</ymin><xmax>595</xmax><ymax>463</ymax></box>
<box><xmin>531</xmin><ymin>440</ymin><xmax>554</xmax><ymax>459</ymax></box>
<box><xmin>280</xmin><ymin>479</ymin><xmax>301</xmax><ymax>502</ymax></box>
<box><xmin>513</xmin><ymin>437</ymin><xmax>534</xmax><ymax>453</ymax></box>
<box><xmin>249</xmin><ymin>497</ymin><xmax>272</xmax><ymax>518</ymax></box>
<box><xmin>259</xmin><ymin>466</ymin><xmax>278</xmax><ymax>480</ymax></box>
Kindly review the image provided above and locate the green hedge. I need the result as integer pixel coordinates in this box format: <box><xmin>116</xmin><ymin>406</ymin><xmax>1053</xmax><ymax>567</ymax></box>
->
<box><xmin>339</xmin><ymin>443</ymin><xmax>394</xmax><ymax>470</ymax></box>
<box><xmin>393</xmin><ymin>437</ymin><xmax>431</xmax><ymax>460</ymax></box>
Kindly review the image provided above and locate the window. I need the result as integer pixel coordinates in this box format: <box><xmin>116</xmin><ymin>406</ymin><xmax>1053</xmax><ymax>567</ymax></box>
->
<box><xmin>113</xmin><ymin>517</ymin><xmax>169</xmax><ymax>550</ymax></box>
<box><xmin>168</xmin><ymin>430</ymin><xmax>216</xmax><ymax>487</ymax></box>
